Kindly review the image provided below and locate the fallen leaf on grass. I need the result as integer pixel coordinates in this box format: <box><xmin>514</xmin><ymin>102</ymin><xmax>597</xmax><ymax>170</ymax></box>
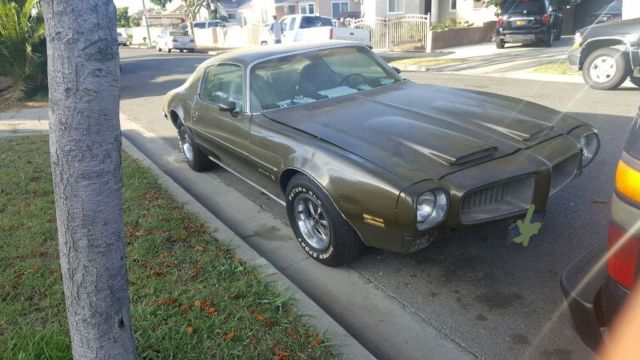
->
<box><xmin>180</xmin><ymin>304</ymin><xmax>191</xmax><ymax>314</ymax></box>
<box><xmin>309</xmin><ymin>337</ymin><xmax>323</xmax><ymax>348</ymax></box>
<box><xmin>255</xmin><ymin>313</ymin><xmax>274</xmax><ymax>327</ymax></box>
<box><xmin>194</xmin><ymin>245</ymin><xmax>204</xmax><ymax>252</ymax></box>
<box><xmin>193</xmin><ymin>300</ymin><xmax>201</xmax><ymax>308</ymax></box>
<box><xmin>156</xmin><ymin>252</ymin><xmax>172</xmax><ymax>259</ymax></box>
<box><xmin>271</xmin><ymin>346</ymin><xmax>291</xmax><ymax>360</ymax></box>
<box><xmin>152</xmin><ymin>269</ymin><xmax>166</xmax><ymax>277</ymax></box>
<box><xmin>185</xmin><ymin>326</ymin><xmax>194</xmax><ymax>334</ymax></box>
<box><xmin>30</xmin><ymin>264</ymin><xmax>39</xmax><ymax>271</ymax></box>
<box><xmin>284</xmin><ymin>311</ymin><xmax>298</xmax><ymax>318</ymax></box>
<box><xmin>190</xmin><ymin>267</ymin><xmax>202</xmax><ymax>278</ymax></box>
<box><xmin>286</xmin><ymin>327</ymin><xmax>300</xmax><ymax>339</ymax></box>
<box><xmin>220</xmin><ymin>331</ymin><xmax>235</xmax><ymax>341</ymax></box>
<box><xmin>163</xmin><ymin>261</ymin><xmax>176</xmax><ymax>268</ymax></box>
<box><xmin>250</xmin><ymin>335</ymin><xmax>258</xmax><ymax>346</ymax></box>
<box><xmin>204</xmin><ymin>306</ymin><xmax>218</xmax><ymax>317</ymax></box>
<box><xmin>158</xmin><ymin>297</ymin><xmax>176</xmax><ymax>305</ymax></box>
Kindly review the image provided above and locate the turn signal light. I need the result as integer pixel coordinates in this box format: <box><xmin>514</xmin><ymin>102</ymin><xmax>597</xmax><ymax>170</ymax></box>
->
<box><xmin>616</xmin><ymin>159</ymin><xmax>640</xmax><ymax>203</ymax></box>
<box><xmin>542</xmin><ymin>14</ymin><xmax>551</xmax><ymax>25</ymax></box>
<box><xmin>608</xmin><ymin>222</ymin><xmax>639</xmax><ymax>290</ymax></box>
<box><xmin>497</xmin><ymin>16</ymin><xmax>504</xmax><ymax>27</ymax></box>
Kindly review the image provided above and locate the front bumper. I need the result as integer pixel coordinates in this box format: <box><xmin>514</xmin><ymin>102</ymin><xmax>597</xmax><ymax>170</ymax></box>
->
<box><xmin>568</xmin><ymin>47</ymin><xmax>581</xmax><ymax>70</ymax></box>
<box><xmin>387</xmin><ymin>133</ymin><xmax>590</xmax><ymax>254</ymax></box>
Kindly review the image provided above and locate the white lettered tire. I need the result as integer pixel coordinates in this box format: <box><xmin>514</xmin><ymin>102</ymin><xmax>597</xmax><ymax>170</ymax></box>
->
<box><xmin>285</xmin><ymin>173</ymin><xmax>365</xmax><ymax>266</ymax></box>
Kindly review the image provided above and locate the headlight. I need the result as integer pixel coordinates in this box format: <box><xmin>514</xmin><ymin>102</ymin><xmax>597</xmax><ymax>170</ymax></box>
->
<box><xmin>573</xmin><ymin>32</ymin><xmax>582</xmax><ymax>48</ymax></box>
<box><xmin>580</xmin><ymin>132</ymin><xmax>600</xmax><ymax>167</ymax></box>
<box><xmin>416</xmin><ymin>189</ymin><xmax>448</xmax><ymax>231</ymax></box>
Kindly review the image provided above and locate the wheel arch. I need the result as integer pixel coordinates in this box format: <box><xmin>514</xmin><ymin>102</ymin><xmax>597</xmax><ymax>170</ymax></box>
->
<box><xmin>580</xmin><ymin>38</ymin><xmax>630</xmax><ymax>69</ymax></box>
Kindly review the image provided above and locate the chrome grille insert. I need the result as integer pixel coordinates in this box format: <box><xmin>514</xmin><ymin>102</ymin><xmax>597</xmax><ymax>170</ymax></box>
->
<box><xmin>460</xmin><ymin>176</ymin><xmax>535</xmax><ymax>224</ymax></box>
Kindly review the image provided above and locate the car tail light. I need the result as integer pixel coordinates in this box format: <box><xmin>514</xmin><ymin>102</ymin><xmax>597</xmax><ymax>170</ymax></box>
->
<box><xmin>497</xmin><ymin>16</ymin><xmax>503</xmax><ymax>27</ymax></box>
<box><xmin>607</xmin><ymin>222</ymin><xmax>639</xmax><ymax>290</ymax></box>
<box><xmin>542</xmin><ymin>14</ymin><xmax>551</xmax><ymax>25</ymax></box>
<box><xmin>616</xmin><ymin>159</ymin><xmax>640</xmax><ymax>202</ymax></box>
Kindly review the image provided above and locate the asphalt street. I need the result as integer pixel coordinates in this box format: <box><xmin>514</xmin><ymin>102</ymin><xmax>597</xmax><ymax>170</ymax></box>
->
<box><xmin>119</xmin><ymin>46</ymin><xmax>640</xmax><ymax>360</ymax></box>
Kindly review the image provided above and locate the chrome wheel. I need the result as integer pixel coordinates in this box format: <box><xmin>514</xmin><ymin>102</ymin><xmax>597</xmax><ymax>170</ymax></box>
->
<box><xmin>589</xmin><ymin>56</ymin><xmax>617</xmax><ymax>83</ymax></box>
<box><xmin>294</xmin><ymin>195</ymin><xmax>331</xmax><ymax>251</ymax></box>
<box><xmin>178</xmin><ymin>127</ymin><xmax>194</xmax><ymax>162</ymax></box>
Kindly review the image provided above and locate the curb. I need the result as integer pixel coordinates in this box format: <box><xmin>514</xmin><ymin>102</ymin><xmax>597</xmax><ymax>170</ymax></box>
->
<box><xmin>120</xmin><ymin>116</ymin><xmax>376</xmax><ymax>360</ymax></box>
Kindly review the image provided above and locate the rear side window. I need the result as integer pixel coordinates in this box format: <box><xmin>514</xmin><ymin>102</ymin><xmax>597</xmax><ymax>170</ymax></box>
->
<box><xmin>299</xmin><ymin>16</ymin><xmax>333</xmax><ymax>29</ymax></box>
<box><xmin>502</xmin><ymin>0</ymin><xmax>546</xmax><ymax>15</ymax></box>
<box><xmin>193</xmin><ymin>22</ymin><xmax>206</xmax><ymax>29</ymax></box>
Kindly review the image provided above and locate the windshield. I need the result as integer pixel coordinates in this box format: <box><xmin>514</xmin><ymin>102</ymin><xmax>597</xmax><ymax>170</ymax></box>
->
<box><xmin>249</xmin><ymin>46</ymin><xmax>401</xmax><ymax>112</ymax></box>
<box><xmin>502</xmin><ymin>0</ymin><xmax>546</xmax><ymax>15</ymax></box>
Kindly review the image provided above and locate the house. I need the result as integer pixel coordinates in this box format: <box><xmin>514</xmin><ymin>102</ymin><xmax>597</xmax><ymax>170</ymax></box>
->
<box><xmin>237</xmin><ymin>0</ymin><xmax>276</xmax><ymax>26</ymax></box>
<box><xmin>273</xmin><ymin>0</ymin><xmax>361</xmax><ymax>20</ymax></box>
<box><xmin>362</xmin><ymin>0</ymin><xmax>497</xmax><ymax>25</ymax></box>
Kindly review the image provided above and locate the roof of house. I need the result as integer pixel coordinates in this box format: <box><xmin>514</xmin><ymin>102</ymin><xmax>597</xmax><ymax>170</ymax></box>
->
<box><xmin>220</xmin><ymin>0</ymin><xmax>251</xmax><ymax>11</ymax></box>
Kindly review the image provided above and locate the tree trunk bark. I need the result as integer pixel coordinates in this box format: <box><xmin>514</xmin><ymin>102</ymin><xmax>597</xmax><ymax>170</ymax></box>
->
<box><xmin>40</xmin><ymin>0</ymin><xmax>137</xmax><ymax>358</ymax></box>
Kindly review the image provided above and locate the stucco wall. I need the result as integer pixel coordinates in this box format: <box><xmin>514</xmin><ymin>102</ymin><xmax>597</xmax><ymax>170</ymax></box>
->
<box><xmin>623</xmin><ymin>0</ymin><xmax>640</xmax><ymax>20</ymax></box>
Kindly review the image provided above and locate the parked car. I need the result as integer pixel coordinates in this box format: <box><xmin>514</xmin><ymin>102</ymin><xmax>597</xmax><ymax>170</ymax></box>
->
<box><xmin>161</xmin><ymin>42</ymin><xmax>599</xmax><ymax>266</ymax></box>
<box><xmin>495</xmin><ymin>0</ymin><xmax>563</xmax><ymax>49</ymax></box>
<box><xmin>561</xmin><ymin>109</ymin><xmax>640</xmax><ymax>351</ymax></box>
<box><xmin>193</xmin><ymin>20</ymin><xmax>228</xmax><ymax>30</ymax></box>
<box><xmin>117</xmin><ymin>32</ymin><xmax>127</xmax><ymax>46</ymax></box>
<box><xmin>568</xmin><ymin>17</ymin><xmax>640</xmax><ymax>90</ymax></box>
<box><xmin>156</xmin><ymin>30</ymin><xmax>195</xmax><ymax>53</ymax></box>
<box><xmin>589</xmin><ymin>0</ymin><xmax>622</xmax><ymax>25</ymax></box>
<box><xmin>278</xmin><ymin>15</ymin><xmax>370</xmax><ymax>47</ymax></box>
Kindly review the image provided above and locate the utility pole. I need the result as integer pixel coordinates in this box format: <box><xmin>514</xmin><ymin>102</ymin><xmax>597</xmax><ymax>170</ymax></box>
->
<box><xmin>142</xmin><ymin>0</ymin><xmax>153</xmax><ymax>46</ymax></box>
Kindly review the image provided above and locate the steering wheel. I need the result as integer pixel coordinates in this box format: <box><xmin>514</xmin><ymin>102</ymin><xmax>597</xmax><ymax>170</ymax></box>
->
<box><xmin>340</xmin><ymin>73</ymin><xmax>367</xmax><ymax>88</ymax></box>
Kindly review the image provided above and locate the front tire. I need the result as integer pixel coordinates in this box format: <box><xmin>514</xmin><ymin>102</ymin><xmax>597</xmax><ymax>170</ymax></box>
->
<box><xmin>177</xmin><ymin>124</ymin><xmax>214</xmax><ymax>172</ymax></box>
<box><xmin>629</xmin><ymin>75</ymin><xmax>640</xmax><ymax>88</ymax></box>
<box><xmin>496</xmin><ymin>39</ymin><xmax>505</xmax><ymax>49</ymax></box>
<box><xmin>553</xmin><ymin>24</ymin><xmax>562</xmax><ymax>41</ymax></box>
<box><xmin>583</xmin><ymin>47</ymin><xmax>630</xmax><ymax>90</ymax></box>
<box><xmin>285</xmin><ymin>174</ymin><xmax>365</xmax><ymax>266</ymax></box>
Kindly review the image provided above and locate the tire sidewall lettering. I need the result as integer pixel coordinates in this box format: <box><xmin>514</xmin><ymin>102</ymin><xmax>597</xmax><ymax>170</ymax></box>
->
<box><xmin>289</xmin><ymin>184</ymin><xmax>332</xmax><ymax>259</ymax></box>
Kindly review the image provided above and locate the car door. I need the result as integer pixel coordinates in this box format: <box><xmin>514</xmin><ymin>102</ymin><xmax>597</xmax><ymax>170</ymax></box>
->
<box><xmin>280</xmin><ymin>16</ymin><xmax>296</xmax><ymax>44</ymax></box>
<box><xmin>190</xmin><ymin>63</ymin><xmax>255</xmax><ymax>177</ymax></box>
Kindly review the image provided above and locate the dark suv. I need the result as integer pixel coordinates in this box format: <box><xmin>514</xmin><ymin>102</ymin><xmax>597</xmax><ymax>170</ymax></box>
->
<box><xmin>561</xmin><ymin>109</ymin><xmax>640</xmax><ymax>351</ymax></box>
<box><xmin>496</xmin><ymin>0</ymin><xmax>563</xmax><ymax>49</ymax></box>
<box><xmin>568</xmin><ymin>17</ymin><xmax>640</xmax><ymax>90</ymax></box>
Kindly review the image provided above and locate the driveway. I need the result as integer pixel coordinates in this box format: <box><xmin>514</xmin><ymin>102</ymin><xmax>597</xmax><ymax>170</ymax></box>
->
<box><xmin>380</xmin><ymin>37</ymin><xmax>574</xmax><ymax>75</ymax></box>
<box><xmin>119</xmin><ymin>47</ymin><xmax>639</xmax><ymax>360</ymax></box>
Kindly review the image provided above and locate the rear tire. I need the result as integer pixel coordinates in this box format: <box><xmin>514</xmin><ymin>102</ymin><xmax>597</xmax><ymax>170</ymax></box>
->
<box><xmin>496</xmin><ymin>39</ymin><xmax>505</xmax><ymax>49</ymax></box>
<box><xmin>542</xmin><ymin>30</ymin><xmax>553</xmax><ymax>47</ymax></box>
<box><xmin>629</xmin><ymin>75</ymin><xmax>640</xmax><ymax>88</ymax></box>
<box><xmin>285</xmin><ymin>173</ymin><xmax>365</xmax><ymax>266</ymax></box>
<box><xmin>157</xmin><ymin>47</ymin><xmax>162</xmax><ymax>52</ymax></box>
<box><xmin>167</xmin><ymin>48</ymin><xmax>172</xmax><ymax>53</ymax></box>
<box><xmin>177</xmin><ymin>123</ymin><xmax>215</xmax><ymax>172</ymax></box>
<box><xmin>583</xmin><ymin>47</ymin><xmax>630</xmax><ymax>90</ymax></box>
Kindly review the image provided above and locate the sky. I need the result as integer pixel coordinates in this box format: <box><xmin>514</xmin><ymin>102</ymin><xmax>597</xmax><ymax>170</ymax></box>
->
<box><xmin>113</xmin><ymin>0</ymin><xmax>181</xmax><ymax>14</ymax></box>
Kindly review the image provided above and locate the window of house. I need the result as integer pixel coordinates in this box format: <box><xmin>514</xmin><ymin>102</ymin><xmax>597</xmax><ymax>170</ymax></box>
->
<box><xmin>332</xmin><ymin>1</ymin><xmax>349</xmax><ymax>19</ymax></box>
<box><xmin>388</xmin><ymin>0</ymin><xmax>405</xmax><ymax>13</ymax></box>
<box><xmin>200</xmin><ymin>64</ymin><xmax>244</xmax><ymax>111</ymax></box>
<box><xmin>450</xmin><ymin>0</ymin><xmax>457</xmax><ymax>11</ymax></box>
<box><xmin>299</xmin><ymin>2</ymin><xmax>315</xmax><ymax>15</ymax></box>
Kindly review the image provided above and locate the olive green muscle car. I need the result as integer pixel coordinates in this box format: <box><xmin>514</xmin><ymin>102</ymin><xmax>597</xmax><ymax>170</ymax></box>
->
<box><xmin>162</xmin><ymin>41</ymin><xmax>600</xmax><ymax>266</ymax></box>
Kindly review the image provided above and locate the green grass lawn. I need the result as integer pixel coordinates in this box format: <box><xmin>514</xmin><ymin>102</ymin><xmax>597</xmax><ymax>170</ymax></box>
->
<box><xmin>0</xmin><ymin>136</ymin><xmax>337</xmax><ymax>360</ymax></box>
<box><xmin>531</xmin><ymin>62</ymin><xmax>580</xmax><ymax>76</ymax></box>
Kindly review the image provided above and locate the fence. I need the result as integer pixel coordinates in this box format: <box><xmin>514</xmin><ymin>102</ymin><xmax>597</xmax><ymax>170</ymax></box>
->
<box><xmin>352</xmin><ymin>14</ymin><xmax>432</xmax><ymax>52</ymax></box>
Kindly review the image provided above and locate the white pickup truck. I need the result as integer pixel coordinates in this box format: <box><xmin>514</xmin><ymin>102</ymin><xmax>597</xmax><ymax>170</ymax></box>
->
<box><xmin>261</xmin><ymin>15</ymin><xmax>370</xmax><ymax>47</ymax></box>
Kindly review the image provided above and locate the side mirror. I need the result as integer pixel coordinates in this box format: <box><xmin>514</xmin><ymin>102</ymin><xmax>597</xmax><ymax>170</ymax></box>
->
<box><xmin>218</xmin><ymin>100</ymin><xmax>236</xmax><ymax>113</ymax></box>
<box><xmin>392</xmin><ymin>66</ymin><xmax>402</xmax><ymax>74</ymax></box>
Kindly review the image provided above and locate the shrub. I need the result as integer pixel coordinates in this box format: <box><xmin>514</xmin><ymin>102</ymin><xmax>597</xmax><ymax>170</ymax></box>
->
<box><xmin>431</xmin><ymin>17</ymin><xmax>474</xmax><ymax>32</ymax></box>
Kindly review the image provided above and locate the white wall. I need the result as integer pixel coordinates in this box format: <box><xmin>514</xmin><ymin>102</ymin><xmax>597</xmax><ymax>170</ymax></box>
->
<box><xmin>623</xmin><ymin>0</ymin><xmax>640</xmax><ymax>20</ymax></box>
<box><xmin>119</xmin><ymin>27</ymin><xmax>165</xmax><ymax>45</ymax></box>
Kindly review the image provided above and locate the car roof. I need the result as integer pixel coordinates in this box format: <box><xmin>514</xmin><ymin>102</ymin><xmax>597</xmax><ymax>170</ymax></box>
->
<box><xmin>201</xmin><ymin>41</ymin><xmax>366</xmax><ymax>68</ymax></box>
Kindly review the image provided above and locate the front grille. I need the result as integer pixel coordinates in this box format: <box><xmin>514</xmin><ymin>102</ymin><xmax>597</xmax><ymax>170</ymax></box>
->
<box><xmin>460</xmin><ymin>176</ymin><xmax>535</xmax><ymax>224</ymax></box>
<box><xmin>550</xmin><ymin>153</ymin><xmax>581</xmax><ymax>196</ymax></box>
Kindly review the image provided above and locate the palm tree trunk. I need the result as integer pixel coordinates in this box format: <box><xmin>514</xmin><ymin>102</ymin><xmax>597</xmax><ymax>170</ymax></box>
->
<box><xmin>40</xmin><ymin>0</ymin><xmax>137</xmax><ymax>358</ymax></box>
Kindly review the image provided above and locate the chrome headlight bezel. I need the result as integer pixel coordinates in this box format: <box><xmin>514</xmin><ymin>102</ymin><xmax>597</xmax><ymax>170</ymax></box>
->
<box><xmin>416</xmin><ymin>189</ymin><xmax>448</xmax><ymax>231</ymax></box>
<box><xmin>580</xmin><ymin>132</ymin><xmax>600</xmax><ymax>168</ymax></box>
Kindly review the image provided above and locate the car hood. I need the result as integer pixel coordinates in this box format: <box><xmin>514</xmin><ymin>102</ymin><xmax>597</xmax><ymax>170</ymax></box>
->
<box><xmin>262</xmin><ymin>81</ymin><xmax>583</xmax><ymax>183</ymax></box>
<box><xmin>579</xmin><ymin>17</ymin><xmax>640</xmax><ymax>39</ymax></box>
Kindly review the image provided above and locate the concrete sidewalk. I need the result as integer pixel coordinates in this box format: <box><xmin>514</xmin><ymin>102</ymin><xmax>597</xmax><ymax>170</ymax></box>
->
<box><xmin>0</xmin><ymin>106</ymin><xmax>49</xmax><ymax>137</ymax></box>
